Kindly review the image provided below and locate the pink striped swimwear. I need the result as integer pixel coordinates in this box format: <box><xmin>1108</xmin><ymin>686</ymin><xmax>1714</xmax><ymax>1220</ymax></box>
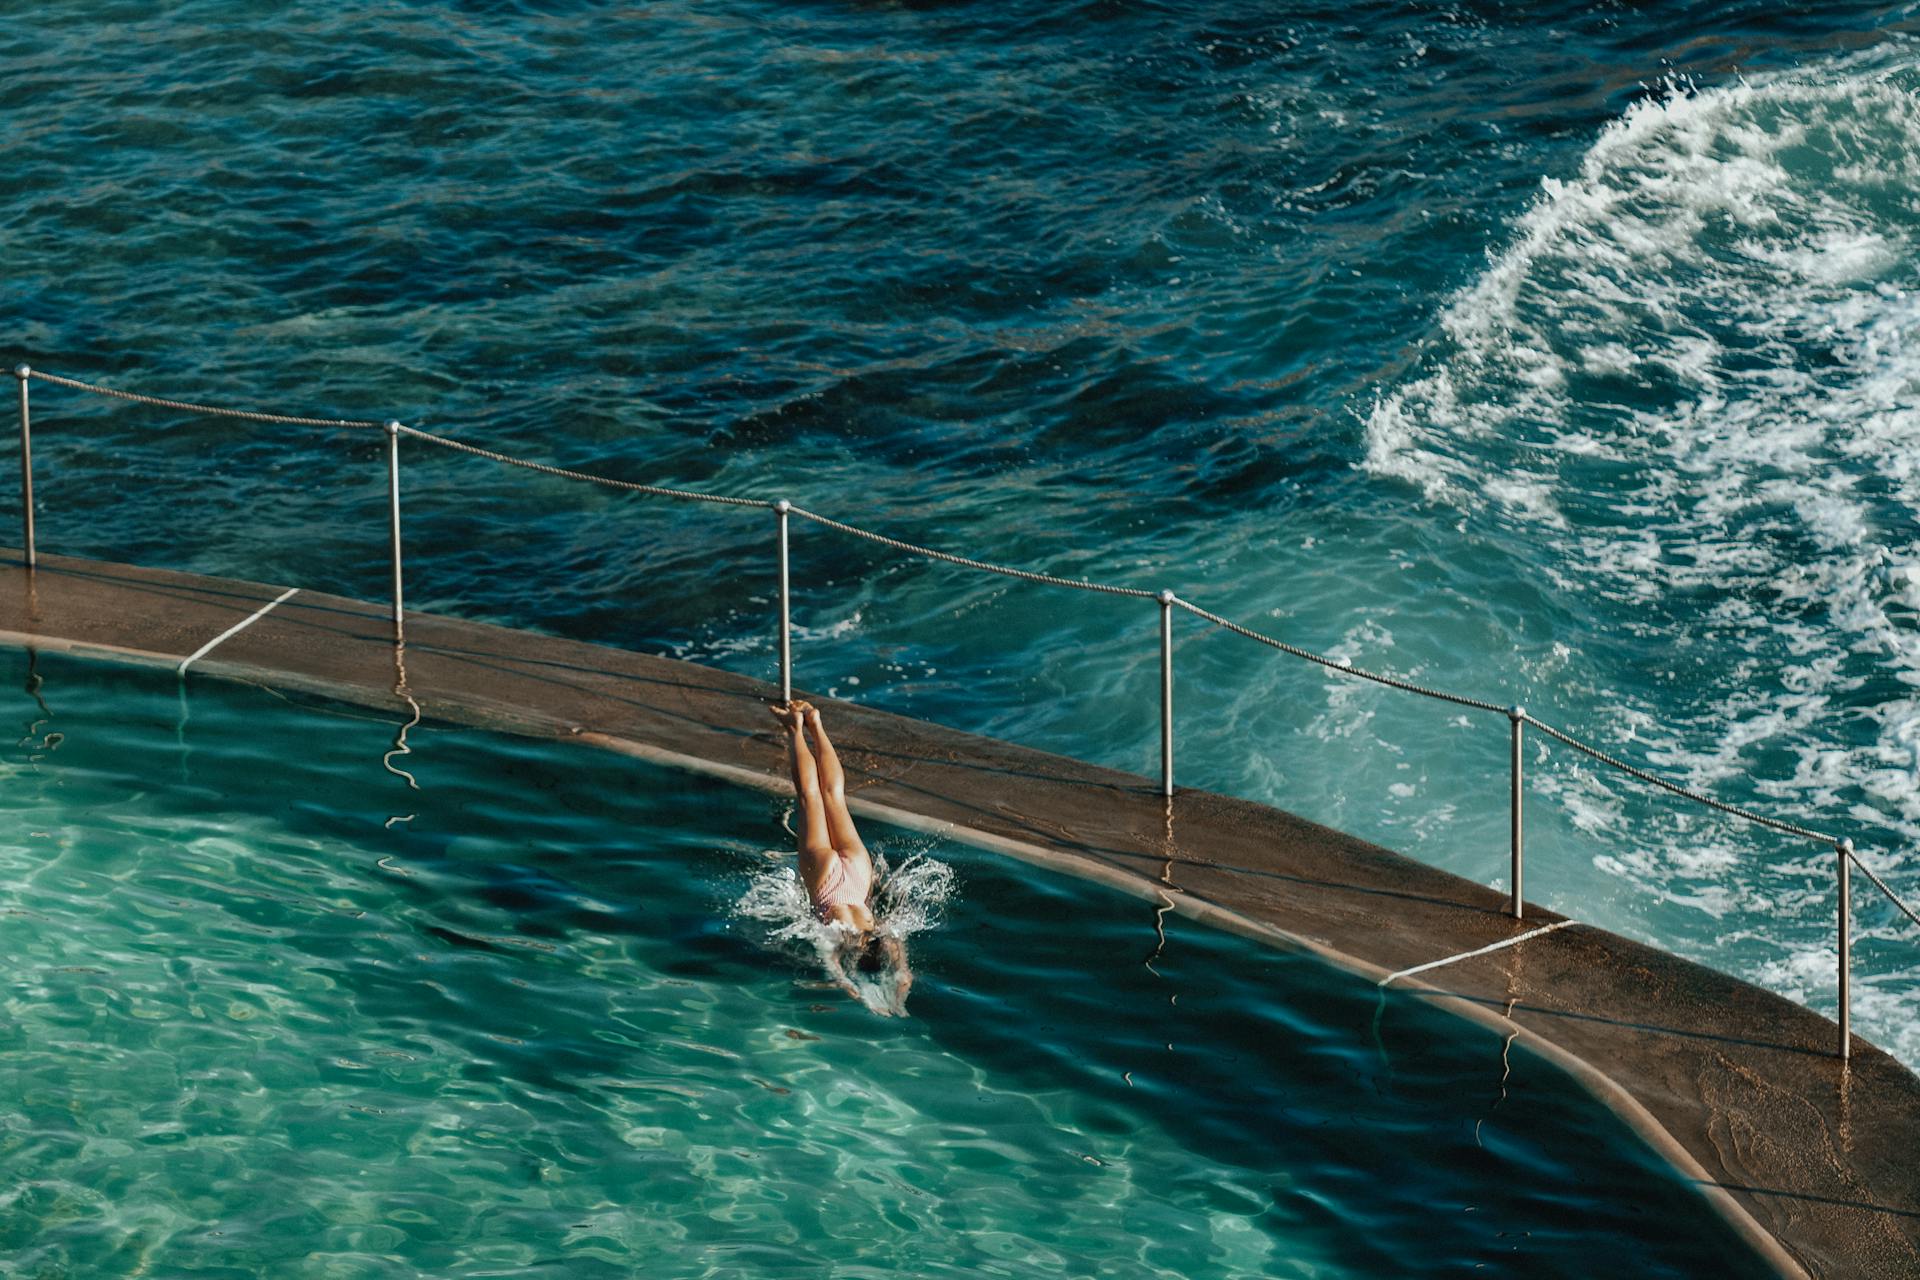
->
<box><xmin>811</xmin><ymin>854</ymin><xmax>873</xmax><ymax>921</ymax></box>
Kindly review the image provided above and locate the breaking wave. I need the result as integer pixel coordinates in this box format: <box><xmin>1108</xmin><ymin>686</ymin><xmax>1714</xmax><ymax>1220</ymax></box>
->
<box><xmin>1363</xmin><ymin>44</ymin><xmax>1920</xmax><ymax>1061</ymax></box>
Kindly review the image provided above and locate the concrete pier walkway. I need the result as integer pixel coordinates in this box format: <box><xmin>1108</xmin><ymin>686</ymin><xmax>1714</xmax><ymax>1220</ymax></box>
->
<box><xmin>2</xmin><ymin>550</ymin><xmax>1916</xmax><ymax>1279</ymax></box>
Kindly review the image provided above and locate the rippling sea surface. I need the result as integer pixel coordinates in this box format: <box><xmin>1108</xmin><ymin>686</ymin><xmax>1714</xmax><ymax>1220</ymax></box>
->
<box><xmin>4</xmin><ymin>2</ymin><xmax>1918</xmax><ymax>1060</ymax></box>
<box><xmin>0</xmin><ymin>651</ymin><xmax>1773</xmax><ymax>1277</ymax></box>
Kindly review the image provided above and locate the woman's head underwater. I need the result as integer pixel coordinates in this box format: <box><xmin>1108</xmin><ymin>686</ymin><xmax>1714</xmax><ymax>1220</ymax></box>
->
<box><xmin>850</xmin><ymin>930</ymin><xmax>891</xmax><ymax>975</ymax></box>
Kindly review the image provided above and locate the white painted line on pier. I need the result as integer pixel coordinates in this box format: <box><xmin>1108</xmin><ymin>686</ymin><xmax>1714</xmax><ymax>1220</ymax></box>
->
<box><xmin>176</xmin><ymin>587</ymin><xmax>300</xmax><ymax>677</ymax></box>
<box><xmin>1377</xmin><ymin>919</ymin><xmax>1575</xmax><ymax>988</ymax></box>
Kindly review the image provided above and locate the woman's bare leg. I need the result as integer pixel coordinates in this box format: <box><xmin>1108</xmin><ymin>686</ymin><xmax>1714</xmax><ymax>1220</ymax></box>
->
<box><xmin>802</xmin><ymin>704</ymin><xmax>868</xmax><ymax>857</ymax></box>
<box><xmin>775</xmin><ymin>703</ymin><xmax>831</xmax><ymax>855</ymax></box>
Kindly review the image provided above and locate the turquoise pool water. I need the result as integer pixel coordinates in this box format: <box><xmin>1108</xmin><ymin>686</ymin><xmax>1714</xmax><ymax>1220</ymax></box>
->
<box><xmin>5</xmin><ymin>1</ymin><xmax>1918</xmax><ymax>1061</ymax></box>
<box><xmin>0</xmin><ymin>650</ymin><xmax>1770</xmax><ymax>1277</ymax></box>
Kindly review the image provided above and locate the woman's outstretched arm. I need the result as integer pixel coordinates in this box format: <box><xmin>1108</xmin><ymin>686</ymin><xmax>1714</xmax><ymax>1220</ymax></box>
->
<box><xmin>883</xmin><ymin>935</ymin><xmax>912</xmax><ymax>1013</ymax></box>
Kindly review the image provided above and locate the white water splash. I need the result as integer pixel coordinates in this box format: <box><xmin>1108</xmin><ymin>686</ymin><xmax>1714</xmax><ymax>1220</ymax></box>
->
<box><xmin>735</xmin><ymin>850</ymin><xmax>956</xmax><ymax>1013</ymax></box>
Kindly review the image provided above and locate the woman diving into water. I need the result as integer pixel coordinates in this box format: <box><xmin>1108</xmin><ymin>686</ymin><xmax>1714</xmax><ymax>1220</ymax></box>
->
<box><xmin>773</xmin><ymin>699</ymin><xmax>913</xmax><ymax>1014</ymax></box>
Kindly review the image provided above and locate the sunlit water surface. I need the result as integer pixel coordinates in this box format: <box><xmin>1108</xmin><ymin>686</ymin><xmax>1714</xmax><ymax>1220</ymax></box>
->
<box><xmin>3</xmin><ymin>2</ymin><xmax>1918</xmax><ymax>1062</ymax></box>
<box><xmin>0</xmin><ymin>651</ymin><xmax>1777</xmax><ymax>1277</ymax></box>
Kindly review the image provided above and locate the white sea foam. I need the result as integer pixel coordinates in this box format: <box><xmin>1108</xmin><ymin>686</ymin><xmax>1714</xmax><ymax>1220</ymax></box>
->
<box><xmin>1360</xmin><ymin>45</ymin><xmax>1920</xmax><ymax>1054</ymax></box>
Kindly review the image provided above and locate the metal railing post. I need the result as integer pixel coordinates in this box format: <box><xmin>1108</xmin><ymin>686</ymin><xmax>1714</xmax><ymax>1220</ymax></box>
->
<box><xmin>1158</xmin><ymin>590</ymin><xmax>1174</xmax><ymax>798</ymax></box>
<box><xmin>384</xmin><ymin>420</ymin><xmax>404</xmax><ymax>644</ymax></box>
<box><xmin>14</xmin><ymin>365</ymin><xmax>33</xmax><ymax>569</ymax></box>
<box><xmin>1508</xmin><ymin>705</ymin><xmax>1526</xmax><ymax>919</ymax></box>
<box><xmin>775</xmin><ymin>500</ymin><xmax>792</xmax><ymax>704</ymax></box>
<box><xmin>1838</xmin><ymin>837</ymin><xmax>1853</xmax><ymax>1061</ymax></box>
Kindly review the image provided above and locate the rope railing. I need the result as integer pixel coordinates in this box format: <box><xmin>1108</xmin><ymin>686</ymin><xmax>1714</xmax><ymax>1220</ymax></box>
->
<box><xmin>787</xmin><ymin>506</ymin><xmax>1157</xmax><ymax>600</ymax></box>
<box><xmin>1170</xmin><ymin>597</ymin><xmax>1510</xmax><ymax>715</ymax></box>
<box><xmin>1851</xmin><ymin>849</ymin><xmax>1920</xmax><ymax>932</ymax></box>
<box><xmin>11</xmin><ymin>362</ymin><xmax>1916</xmax><ymax>1059</ymax></box>
<box><xmin>1521</xmin><ymin>716</ymin><xmax>1836</xmax><ymax>846</ymax></box>
<box><xmin>25</xmin><ymin>368</ymin><xmax>385</xmax><ymax>431</ymax></box>
<box><xmin>396</xmin><ymin>423</ymin><xmax>771</xmax><ymax>510</ymax></box>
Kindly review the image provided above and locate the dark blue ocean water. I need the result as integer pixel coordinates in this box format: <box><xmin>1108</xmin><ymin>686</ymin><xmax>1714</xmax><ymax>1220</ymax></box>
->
<box><xmin>4</xmin><ymin>0</ymin><xmax>1918</xmax><ymax>1061</ymax></box>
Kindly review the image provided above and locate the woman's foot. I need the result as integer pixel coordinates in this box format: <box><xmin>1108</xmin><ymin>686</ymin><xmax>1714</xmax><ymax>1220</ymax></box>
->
<box><xmin>769</xmin><ymin>701</ymin><xmax>806</xmax><ymax>734</ymax></box>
